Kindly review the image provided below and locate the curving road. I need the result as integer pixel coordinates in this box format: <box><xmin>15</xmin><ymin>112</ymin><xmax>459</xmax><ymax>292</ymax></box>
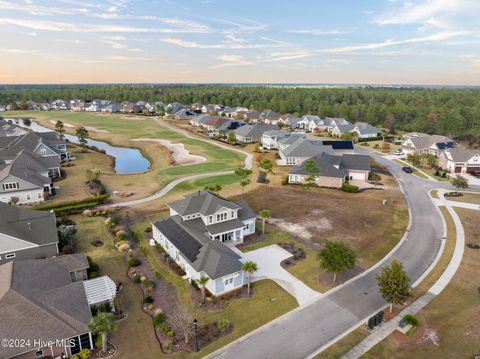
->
<box><xmin>207</xmin><ymin>154</ymin><xmax>464</xmax><ymax>359</ymax></box>
<box><xmin>105</xmin><ymin>120</ymin><xmax>252</xmax><ymax>208</ymax></box>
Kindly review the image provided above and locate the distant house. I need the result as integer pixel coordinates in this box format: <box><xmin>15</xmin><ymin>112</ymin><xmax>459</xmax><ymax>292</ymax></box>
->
<box><xmin>152</xmin><ymin>191</ymin><xmax>256</xmax><ymax>296</ymax></box>
<box><xmin>190</xmin><ymin>114</ymin><xmax>214</xmax><ymax>127</ymax></box>
<box><xmin>0</xmin><ymin>202</ymin><xmax>59</xmax><ymax>263</ymax></box>
<box><xmin>279</xmin><ymin>138</ymin><xmax>355</xmax><ymax>166</ymax></box>
<box><xmin>261</xmin><ymin>129</ymin><xmax>291</xmax><ymax>149</ymax></box>
<box><xmin>297</xmin><ymin>115</ymin><xmax>321</xmax><ymax>132</ymax></box>
<box><xmin>289</xmin><ymin>152</ymin><xmax>371</xmax><ymax>188</ymax></box>
<box><xmin>330</xmin><ymin>123</ymin><xmax>355</xmax><ymax>137</ymax></box>
<box><xmin>401</xmin><ymin>134</ymin><xmax>456</xmax><ymax>156</ymax></box>
<box><xmin>277</xmin><ymin>114</ymin><xmax>300</xmax><ymax>129</ymax></box>
<box><xmin>438</xmin><ymin>147</ymin><xmax>480</xmax><ymax>174</ymax></box>
<box><xmin>101</xmin><ymin>103</ymin><xmax>121</xmax><ymax>113</ymax></box>
<box><xmin>174</xmin><ymin>108</ymin><xmax>195</xmax><ymax>120</ymax></box>
<box><xmin>0</xmin><ymin>254</ymin><xmax>117</xmax><ymax>358</ymax></box>
<box><xmin>260</xmin><ymin>110</ymin><xmax>281</xmax><ymax>125</ymax></box>
<box><xmin>278</xmin><ymin>137</ymin><xmax>331</xmax><ymax>165</ymax></box>
<box><xmin>352</xmin><ymin>122</ymin><xmax>381</xmax><ymax>139</ymax></box>
<box><xmin>50</xmin><ymin>99</ymin><xmax>69</xmax><ymax>111</ymax></box>
<box><xmin>0</xmin><ymin>105</ymin><xmax>5</xmax><ymax>112</ymax></box>
<box><xmin>234</xmin><ymin>124</ymin><xmax>279</xmax><ymax>144</ymax></box>
<box><xmin>244</xmin><ymin>110</ymin><xmax>261</xmax><ymax>123</ymax></box>
<box><xmin>201</xmin><ymin>104</ymin><xmax>223</xmax><ymax>114</ymax></box>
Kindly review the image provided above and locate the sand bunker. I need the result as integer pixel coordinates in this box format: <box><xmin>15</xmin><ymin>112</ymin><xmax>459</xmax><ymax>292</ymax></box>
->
<box><xmin>270</xmin><ymin>217</ymin><xmax>332</xmax><ymax>241</ymax></box>
<box><xmin>49</xmin><ymin>120</ymin><xmax>75</xmax><ymax>128</ymax></box>
<box><xmin>133</xmin><ymin>138</ymin><xmax>206</xmax><ymax>165</ymax></box>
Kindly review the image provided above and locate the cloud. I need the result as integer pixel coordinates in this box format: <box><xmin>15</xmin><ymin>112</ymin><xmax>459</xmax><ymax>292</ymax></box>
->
<box><xmin>374</xmin><ymin>0</ymin><xmax>480</xmax><ymax>29</ymax></box>
<box><xmin>211</xmin><ymin>55</ymin><xmax>254</xmax><ymax>68</ymax></box>
<box><xmin>317</xmin><ymin>31</ymin><xmax>468</xmax><ymax>54</ymax></box>
<box><xmin>163</xmin><ymin>36</ymin><xmax>288</xmax><ymax>49</ymax></box>
<box><xmin>288</xmin><ymin>29</ymin><xmax>348</xmax><ymax>36</ymax></box>
<box><xmin>0</xmin><ymin>17</ymin><xmax>210</xmax><ymax>33</ymax></box>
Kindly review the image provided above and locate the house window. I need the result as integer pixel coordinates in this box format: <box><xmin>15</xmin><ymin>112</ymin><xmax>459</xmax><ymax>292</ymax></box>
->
<box><xmin>209</xmin><ymin>216</ymin><xmax>212</xmax><ymax>223</ymax></box>
<box><xmin>231</xmin><ymin>211</ymin><xmax>234</xmax><ymax>218</ymax></box>
<box><xmin>26</xmin><ymin>194</ymin><xmax>31</xmax><ymax>200</ymax></box>
<box><xmin>2</xmin><ymin>182</ymin><xmax>18</xmax><ymax>190</ymax></box>
<box><xmin>79</xmin><ymin>333</ymin><xmax>92</xmax><ymax>350</ymax></box>
<box><xmin>40</xmin><ymin>148</ymin><xmax>47</xmax><ymax>154</ymax></box>
<box><xmin>38</xmin><ymin>192</ymin><xmax>42</xmax><ymax>198</ymax></box>
<box><xmin>5</xmin><ymin>253</ymin><xmax>15</xmax><ymax>259</ymax></box>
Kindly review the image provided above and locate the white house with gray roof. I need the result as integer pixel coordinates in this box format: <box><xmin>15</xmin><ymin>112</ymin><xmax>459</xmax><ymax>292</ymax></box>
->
<box><xmin>0</xmin><ymin>150</ymin><xmax>56</xmax><ymax>204</ymax></box>
<box><xmin>152</xmin><ymin>191</ymin><xmax>256</xmax><ymax>296</ymax></box>
<box><xmin>261</xmin><ymin>129</ymin><xmax>291</xmax><ymax>149</ymax></box>
<box><xmin>352</xmin><ymin>122</ymin><xmax>381</xmax><ymax>139</ymax></box>
<box><xmin>234</xmin><ymin>123</ymin><xmax>279</xmax><ymax>143</ymax></box>
<box><xmin>438</xmin><ymin>147</ymin><xmax>480</xmax><ymax>174</ymax></box>
<box><xmin>401</xmin><ymin>133</ymin><xmax>456</xmax><ymax>156</ymax></box>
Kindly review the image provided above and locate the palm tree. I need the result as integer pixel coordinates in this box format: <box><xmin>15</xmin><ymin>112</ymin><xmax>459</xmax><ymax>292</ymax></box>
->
<box><xmin>197</xmin><ymin>275</ymin><xmax>209</xmax><ymax>303</ymax></box>
<box><xmin>259</xmin><ymin>209</ymin><xmax>271</xmax><ymax>235</ymax></box>
<box><xmin>242</xmin><ymin>261</ymin><xmax>258</xmax><ymax>296</ymax></box>
<box><xmin>239</xmin><ymin>178</ymin><xmax>251</xmax><ymax>197</ymax></box>
<box><xmin>88</xmin><ymin>312</ymin><xmax>116</xmax><ymax>353</ymax></box>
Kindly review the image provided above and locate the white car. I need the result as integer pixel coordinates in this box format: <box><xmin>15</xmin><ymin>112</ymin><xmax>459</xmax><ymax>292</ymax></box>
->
<box><xmin>394</xmin><ymin>149</ymin><xmax>405</xmax><ymax>156</ymax></box>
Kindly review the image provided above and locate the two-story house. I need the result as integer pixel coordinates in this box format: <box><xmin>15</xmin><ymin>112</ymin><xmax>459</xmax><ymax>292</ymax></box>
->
<box><xmin>152</xmin><ymin>191</ymin><xmax>256</xmax><ymax>296</ymax></box>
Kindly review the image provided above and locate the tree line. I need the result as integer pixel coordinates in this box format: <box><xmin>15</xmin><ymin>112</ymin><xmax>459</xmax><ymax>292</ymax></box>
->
<box><xmin>1</xmin><ymin>84</ymin><xmax>479</xmax><ymax>143</ymax></box>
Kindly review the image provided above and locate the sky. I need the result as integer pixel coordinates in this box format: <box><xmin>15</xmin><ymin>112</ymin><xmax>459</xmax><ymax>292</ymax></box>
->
<box><xmin>0</xmin><ymin>0</ymin><xmax>479</xmax><ymax>85</ymax></box>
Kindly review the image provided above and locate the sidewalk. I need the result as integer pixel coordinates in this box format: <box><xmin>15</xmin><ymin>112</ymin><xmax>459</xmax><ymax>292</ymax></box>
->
<box><xmin>341</xmin><ymin>188</ymin><xmax>466</xmax><ymax>359</ymax></box>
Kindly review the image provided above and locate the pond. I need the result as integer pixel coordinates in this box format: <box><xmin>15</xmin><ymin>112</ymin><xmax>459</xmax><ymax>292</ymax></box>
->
<box><xmin>7</xmin><ymin>118</ymin><xmax>151</xmax><ymax>174</ymax></box>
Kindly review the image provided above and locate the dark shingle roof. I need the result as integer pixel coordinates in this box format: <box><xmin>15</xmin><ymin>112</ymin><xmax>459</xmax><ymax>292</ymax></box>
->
<box><xmin>169</xmin><ymin>191</ymin><xmax>241</xmax><ymax>217</ymax></box>
<box><xmin>290</xmin><ymin>153</ymin><xmax>370</xmax><ymax>178</ymax></box>
<box><xmin>0</xmin><ymin>256</ymin><xmax>93</xmax><ymax>358</ymax></box>
<box><xmin>0</xmin><ymin>202</ymin><xmax>58</xmax><ymax>246</ymax></box>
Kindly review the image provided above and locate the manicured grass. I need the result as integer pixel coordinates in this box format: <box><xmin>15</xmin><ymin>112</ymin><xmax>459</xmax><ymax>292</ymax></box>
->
<box><xmin>430</xmin><ymin>190</ymin><xmax>439</xmax><ymax>199</ymax></box>
<box><xmin>314</xmin><ymin>328</ymin><xmax>369</xmax><ymax>359</ymax></box>
<box><xmin>171</xmin><ymin>174</ymin><xmax>239</xmax><ymax>193</ymax></box>
<box><xmin>53</xmin><ymin>144</ymin><xmax>114</xmax><ymax>202</ymax></box>
<box><xmin>5</xmin><ymin>111</ymin><xmax>245</xmax><ymax>201</ymax></box>
<box><xmin>446</xmin><ymin>191</ymin><xmax>480</xmax><ymax>205</ymax></box>
<box><xmin>365</xmin><ymin>208</ymin><xmax>480</xmax><ymax>359</ymax></box>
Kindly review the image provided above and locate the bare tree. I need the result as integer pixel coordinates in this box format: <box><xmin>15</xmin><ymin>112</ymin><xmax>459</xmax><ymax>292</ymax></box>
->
<box><xmin>174</xmin><ymin>308</ymin><xmax>195</xmax><ymax>344</ymax></box>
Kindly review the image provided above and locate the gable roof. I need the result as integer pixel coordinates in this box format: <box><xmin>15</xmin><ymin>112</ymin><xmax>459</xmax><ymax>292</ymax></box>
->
<box><xmin>290</xmin><ymin>152</ymin><xmax>370</xmax><ymax>178</ymax></box>
<box><xmin>280</xmin><ymin>137</ymin><xmax>330</xmax><ymax>158</ymax></box>
<box><xmin>0</xmin><ymin>256</ymin><xmax>94</xmax><ymax>358</ymax></box>
<box><xmin>444</xmin><ymin>147</ymin><xmax>480</xmax><ymax>162</ymax></box>
<box><xmin>0</xmin><ymin>150</ymin><xmax>53</xmax><ymax>188</ymax></box>
<box><xmin>0</xmin><ymin>202</ymin><xmax>59</xmax><ymax>246</ymax></box>
<box><xmin>152</xmin><ymin>216</ymin><xmax>243</xmax><ymax>278</ymax></box>
<box><xmin>353</xmin><ymin>122</ymin><xmax>380</xmax><ymax>135</ymax></box>
<box><xmin>408</xmin><ymin>134</ymin><xmax>456</xmax><ymax>150</ymax></box>
<box><xmin>234</xmin><ymin>124</ymin><xmax>279</xmax><ymax>138</ymax></box>
<box><xmin>168</xmin><ymin>191</ymin><xmax>241</xmax><ymax>217</ymax></box>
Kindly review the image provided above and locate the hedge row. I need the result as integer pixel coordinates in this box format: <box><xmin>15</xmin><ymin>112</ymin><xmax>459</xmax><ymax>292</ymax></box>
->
<box><xmin>34</xmin><ymin>194</ymin><xmax>110</xmax><ymax>214</ymax></box>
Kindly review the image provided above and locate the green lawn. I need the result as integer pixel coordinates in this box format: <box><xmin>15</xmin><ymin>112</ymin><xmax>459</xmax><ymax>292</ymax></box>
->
<box><xmin>446</xmin><ymin>192</ymin><xmax>480</xmax><ymax>205</ymax></box>
<box><xmin>171</xmin><ymin>174</ymin><xmax>239</xmax><ymax>193</ymax></box>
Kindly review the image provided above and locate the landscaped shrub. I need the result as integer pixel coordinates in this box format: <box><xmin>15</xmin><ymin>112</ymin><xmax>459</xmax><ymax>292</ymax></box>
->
<box><xmin>128</xmin><ymin>257</ymin><xmax>141</xmax><ymax>267</ymax></box>
<box><xmin>163</xmin><ymin>339</ymin><xmax>173</xmax><ymax>350</ymax></box>
<box><xmin>87</xmin><ymin>256</ymin><xmax>100</xmax><ymax>278</ymax></box>
<box><xmin>167</xmin><ymin>330</ymin><xmax>174</xmax><ymax>337</ymax></box>
<box><xmin>153</xmin><ymin>311</ymin><xmax>164</xmax><ymax>327</ymax></box>
<box><xmin>118</xmin><ymin>242</ymin><xmax>130</xmax><ymax>253</ymax></box>
<box><xmin>144</xmin><ymin>227</ymin><xmax>152</xmax><ymax>233</ymax></box>
<box><xmin>403</xmin><ymin>314</ymin><xmax>420</xmax><ymax>327</ymax></box>
<box><xmin>154</xmin><ymin>270</ymin><xmax>162</xmax><ymax>278</ymax></box>
<box><xmin>143</xmin><ymin>279</ymin><xmax>156</xmax><ymax>289</ymax></box>
<box><xmin>132</xmin><ymin>274</ymin><xmax>141</xmax><ymax>284</ymax></box>
<box><xmin>34</xmin><ymin>195</ymin><xmax>110</xmax><ymax>214</ymax></box>
<box><xmin>144</xmin><ymin>296</ymin><xmax>154</xmax><ymax>304</ymax></box>
<box><xmin>78</xmin><ymin>348</ymin><xmax>92</xmax><ymax>359</ymax></box>
<box><xmin>341</xmin><ymin>183</ymin><xmax>360</xmax><ymax>193</ymax></box>
<box><xmin>281</xmin><ymin>175</ymin><xmax>289</xmax><ymax>185</ymax></box>
<box><xmin>156</xmin><ymin>244</ymin><xmax>166</xmax><ymax>255</ymax></box>
<box><xmin>217</xmin><ymin>318</ymin><xmax>231</xmax><ymax>333</ymax></box>
<box><xmin>157</xmin><ymin>322</ymin><xmax>171</xmax><ymax>333</ymax></box>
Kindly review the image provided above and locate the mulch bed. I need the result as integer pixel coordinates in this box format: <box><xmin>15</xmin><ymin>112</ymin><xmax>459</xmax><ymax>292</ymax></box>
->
<box><xmin>190</xmin><ymin>285</ymin><xmax>251</xmax><ymax>311</ymax></box>
<box><xmin>278</xmin><ymin>242</ymin><xmax>306</xmax><ymax>267</ymax></box>
<box><xmin>197</xmin><ymin>322</ymin><xmax>234</xmax><ymax>348</ymax></box>
<box><xmin>92</xmin><ymin>343</ymin><xmax>116</xmax><ymax>358</ymax></box>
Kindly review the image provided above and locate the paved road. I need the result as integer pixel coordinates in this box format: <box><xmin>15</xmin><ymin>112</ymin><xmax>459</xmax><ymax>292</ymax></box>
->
<box><xmin>207</xmin><ymin>155</ymin><xmax>452</xmax><ymax>359</ymax></box>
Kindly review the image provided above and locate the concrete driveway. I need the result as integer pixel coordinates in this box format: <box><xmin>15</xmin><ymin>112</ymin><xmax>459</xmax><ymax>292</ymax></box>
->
<box><xmin>240</xmin><ymin>245</ymin><xmax>322</xmax><ymax>306</ymax></box>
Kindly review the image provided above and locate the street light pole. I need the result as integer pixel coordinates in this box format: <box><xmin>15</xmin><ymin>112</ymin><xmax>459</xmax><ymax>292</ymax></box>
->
<box><xmin>193</xmin><ymin>318</ymin><xmax>199</xmax><ymax>352</ymax></box>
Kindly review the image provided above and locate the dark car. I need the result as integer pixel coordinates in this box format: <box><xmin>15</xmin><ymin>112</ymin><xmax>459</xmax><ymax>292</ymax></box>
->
<box><xmin>471</xmin><ymin>171</ymin><xmax>480</xmax><ymax>178</ymax></box>
<box><xmin>402</xmin><ymin>166</ymin><xmax>413</xmax><ymax>174</ymax></box>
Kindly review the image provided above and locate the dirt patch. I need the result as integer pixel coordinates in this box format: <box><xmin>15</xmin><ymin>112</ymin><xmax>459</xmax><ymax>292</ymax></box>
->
<box><xmin>133</xmin><ymin>138</ymin><xmax>206</xmax><ymax>165</ymax></box>
<box><xmin>91</xmin><ymin>239</ymin><xmax>104</xmax><ymax>247</ymax></box>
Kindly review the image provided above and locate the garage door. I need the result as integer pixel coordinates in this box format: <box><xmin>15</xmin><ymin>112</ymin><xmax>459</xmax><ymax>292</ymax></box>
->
<box><xmin>467</xmin><ymin>167</ymin><xmax>480</xmax><ymax>173</ymax></box>
<box><xmin>349</xmin><ymin>171</ymin><xmax>367</xmax><ymax>180</ymax></box>
<box><xmin>454</xmin><ymin>166</ymin><xmax>462</xmax><ymax>173</ymax></box>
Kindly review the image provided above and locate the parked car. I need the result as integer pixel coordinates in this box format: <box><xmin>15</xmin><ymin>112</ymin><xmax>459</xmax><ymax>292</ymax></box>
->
<box><xmin>471</xmin><ymin>171</ymin><xmax>480</xmax><ymax>178</ymax></box>
<box><xmin>394</xmin><ymin>149</ymin><xmax>405</xmax><ymax>156</ymax></box>
<box><xmin>402</xmin><ymin>166</ymin><xmax>413</xmax><ymax>174</ymax></box>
